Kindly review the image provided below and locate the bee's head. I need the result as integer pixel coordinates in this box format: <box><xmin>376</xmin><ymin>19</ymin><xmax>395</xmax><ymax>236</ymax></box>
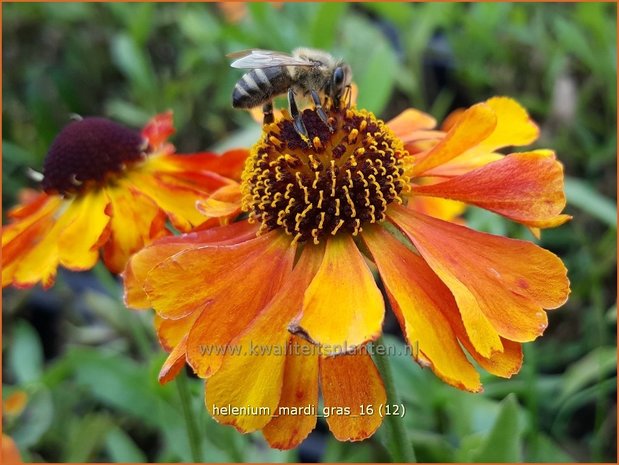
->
<box><xmin>330</xmin><ymin>62</ymin><xmax>352</xmax><ymax>103</ymax></box>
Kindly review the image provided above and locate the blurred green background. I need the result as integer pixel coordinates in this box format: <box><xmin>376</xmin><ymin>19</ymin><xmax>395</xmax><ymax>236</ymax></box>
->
<box><xmin>2</xmin><ymin>2</ymin><xmax>616</xmax><ymax>463</ymax></box>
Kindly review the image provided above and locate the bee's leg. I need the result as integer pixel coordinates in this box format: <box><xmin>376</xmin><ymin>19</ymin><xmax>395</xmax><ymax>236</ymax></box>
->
<box><xmin>310</xmin><ymin>90</ymin><xmax>333</xmax><ymax>132</ymax></box>
<box><xmin>262</xmin><ymin>101</ymin><xmax>274</xmax><ymax>125</ymax></box>
<box><xmin>288</xmin><ymin>88</ymin><xmax>309</xmax><ymax>142</ymax></box>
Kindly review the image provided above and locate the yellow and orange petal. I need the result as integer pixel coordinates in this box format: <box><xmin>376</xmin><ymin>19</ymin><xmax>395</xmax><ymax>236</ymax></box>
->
<box><xmin>410</xmin><ymin>97</ymin><xmax>539</xmax><ymax>178</ymax></box>
<box><xmin>388</xmin><ymin>205</ymin><xmax>570</xmax><ymax>357</ymax></box>
<box><xmin>413</xmin><ymin>102</ymin><xmax>497</xmax><ymax>176</ymax></box>
<box><xmin>363</xmin><ymin>225</ymin><xmax>482</xmax><ymax>392</ymax></box>
<box><xmin>206</xmin><ymin>244</ymin><xmax>322</xmax><ymax>432</ymax></box>
<box><xmin>413</xmin><ymin>151</ymin><xmax>571</xmax><ymax>228</ymax></box>
<box><xmin>293</xmin><ymin>234</ymin><xmax>384</xmax><ymax>351</ymax></box>
<box><xmin>262</xmin><ymin>338</ymin><xmax>320</xmax><ymax>449</ymax></box>
<box><xmin>319</xmin><ymin>349</ymin><xmax>386</xmax><ymax>441</ymax></box>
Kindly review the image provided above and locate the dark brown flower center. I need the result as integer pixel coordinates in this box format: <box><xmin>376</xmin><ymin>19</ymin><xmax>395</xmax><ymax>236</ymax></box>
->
<box><xmin>241</xmin><ymin>107</ymin><xmax>412</xmax><ymax>244</ymax></box>
<box><xmin>41</xmin><ymin>117</ymin><xmax>147</xmax><ymax>194</ymax></box>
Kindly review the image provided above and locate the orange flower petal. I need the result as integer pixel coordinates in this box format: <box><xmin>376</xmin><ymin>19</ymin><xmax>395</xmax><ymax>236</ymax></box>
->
<box><xmin>476</xmin><ymin>338</ymin><xmax>523</xmax><ymax>378</ymax></box>
<box><xmin>293</xmin><ymin>235</ymin><xmax>384</xmax><ymax>351</ymax></box>
<box><xmin>401</xmin><ymin>129</ymin><xmax>445</xmax><ymax>147</ymax></box>
<box><xmin>174</xmin><ymin>232</ymin><xmax>294</xmax><ymax>377</ymax></box>
<box><xmin>11</xmin><ymin>197</ymin><xmax>89</xmax><ymax>288</ymax></box>
<box><xmin>477</xmin><ymin>97</ymin><xmax>539</xmax><ymax>152</ymax></box>
<box><xmin>320</xmin><ymin>350</ymin><xmax>386</xmax><ymax>441</ymax></box>
<box><xmin>2</xmin><ymin>195</ymin><xmax>61</xmax><ymax>287</ymax></box>
<box><xmin>387</xmin><ymin>108</ymin><xmax>436</xmax><ymax>139</ymax></box>
<box><xmin>57</xmin><ymin>189</ymin><xmax>111</xmax><ymax>270</ymax></box>
<box><xmin>145</xmin><ymin>231</ymin><xmax>290</xmax><ymax>319</ymax></box>
<box><xmin>195</xmin><ymin>184</ymin><xmax>242</xmax><ymax>221</ymax></box>
<box><xmin>440</xmin><ymin>108</ymin><xmax>465</xmax><ymax>132</ymax></box>
<box><xmin>2</xmin><ymin>194</ymin><xmax>62</xmax><ymax>247</ymax></box>
<box><xmin>11</xmin><ymin>227</ymin><xmax>61</xmax><ymax>289</ymax></box>
<box><xmin>389</xmin><ymin>205</ymin><xmax>570</xmax><ymax>357</ymax></box>
<box><xmin>4</xmin><ymin>390</ymin><xmax>28</xmax><ymax>416</ymax></box>
<box><xmin>7</xmin><ymin>190</ymin><xmax>50</xmax><ymax>220</ymax></box>
<box><xmin>413</xmin><ymin>151</ymin><xmax>568</xmax><ymax>227</ymax></box>
<box><xmin>406</xmin><ymin>195</ymin><xmax>466</xmax><ymax>222</ymax></box>
<box><xmin>2</xmin><ymin>435</ymin><xmax>22</xmax><ymax>464</ymax></box>
<box><xmin>142</xmin><ymin>111</ymin><xmax>174</xmax><ymax>151</ymax></box>
<box><xmin>123</xmin><ymin>221</ymin><xmax>258</xmax><ymax>309</ymax></box>
<box><xmin>154</xmin><ymin>312</ymin><xmax>202</xmax><ymax>384</ymax></box>
<box><xmin>263</xmin><ymin>338</ymin><xmax>319</xmax><ymax>450</ymax></box>
<box><xmin>129</xmin><ymin>168</ymin><xmax>217</xmax><ymax>232</ymax></box>
<box><xmin>205</xmin><ymin>245</ymin><xmax>322</xmax><ymax>432</ymax></box>
<box><xmin>426</xmin><ymin>293</ymin><xmax>523</xmax><ymax>377</ymax></box>
<box><xmin>421</xmin><ymin>151</ymin><xmax>504</xmax><ymax>178</ymax></box>
<box><xmin>363</xmin><ymin>226</ymin><xmax>482</xmax><ymax>391</ymax></box>
<box><xmin>206</xmin><ymin>341</ymin><xmax>285</xmax><ymax>433</ymax></box>
<box><xmin>165</xmin><ymin>149</ymin><xmax>249</xmax><ymax>182</ymax></box>
<box><xmin>102</xmin><ymin>184</ymin><xmax>167</xmax><ymax>274</ymax></box>
<box><xmin>158</xmin><ymin>337</ymin><xmax>188</xmax><ymax>384</ymax></box>
<box><xmin>154</xmin><ymin>313</ymin><xmax>198</xmax><ymax>352</ymax></box>
<box><xmin>413</xmin><ymin>103</ymin><xmax>497</xmax><ymax>176</ymax></box>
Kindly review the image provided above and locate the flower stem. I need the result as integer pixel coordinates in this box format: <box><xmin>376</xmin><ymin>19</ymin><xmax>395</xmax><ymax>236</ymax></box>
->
<box><xmin>373</xmin><ymin>335</ymin><xmax>416</xmax><ymax>463</ymax></box>
<box><xmin>176</xmin><ymin>370</ymin><xmax>203</xmax><ymax>462</ymax></box>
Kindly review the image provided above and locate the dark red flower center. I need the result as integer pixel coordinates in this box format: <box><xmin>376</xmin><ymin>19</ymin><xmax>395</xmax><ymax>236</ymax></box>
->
<box><xmin>241</xmin><ymin>106</ymin><xmax>412</xmax><ymax>244</ymax></box>
<box><xmin>41</xmin><ymin>117</ymin><xmax>147</xmax><ymax>194</ymax></box>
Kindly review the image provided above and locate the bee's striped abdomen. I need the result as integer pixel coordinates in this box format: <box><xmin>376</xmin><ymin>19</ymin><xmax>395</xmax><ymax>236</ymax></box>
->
<box><xmin>232</xmin><ymin>67</ymin><xmax>293</xmax><ymax>109</ymax></box>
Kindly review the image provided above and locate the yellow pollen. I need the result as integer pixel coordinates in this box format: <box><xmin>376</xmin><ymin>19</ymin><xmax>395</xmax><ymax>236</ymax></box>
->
<box><xmin>312</xmin><ymin>137</ymin><xmax>323</xmax><ymax>150</ymax></box>
<box><xmin>269</xmin><ymin>135</ymin><xmax>282</xmax><ymax>146</ymax></box>
<box><xmin>348</xmin><ymin>128</ymin><xmax>359</xmax><ymax>143</ymax></box>
<box><xmin>318</xmin><ymin>211</ymin><xmax>326</xmax><ymax>229</ymax></box>
<box><xmin>308</xmin><ymin>154</ymin><xmax>320</xmax><ymax>170</ymax></box>
<box><xmin>331</xmin><ymin>219</ymin><xmax>345</xmax><ymax>235</ymax></box>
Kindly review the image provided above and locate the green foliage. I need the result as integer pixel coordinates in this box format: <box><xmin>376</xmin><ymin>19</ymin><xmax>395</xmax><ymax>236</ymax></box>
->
<box><xmin>2</xmin><ymin>2</ymin><xmax>616</xmax><ymax>463</ymax></box>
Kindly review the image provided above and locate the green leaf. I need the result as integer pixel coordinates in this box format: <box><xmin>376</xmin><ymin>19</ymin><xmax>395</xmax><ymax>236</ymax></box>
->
<box><xmin>556</xmin><ymin>346</ymin><xmax>617</xmax><ymax>405</ymax></box>
<box><xmin>67</xmin><ymin>348</ymin><xmax>192</xmax><ymax>462</ymax></box>
<box><xmin>10</xmin><ymin>321</ymin><xmax>44</xmax><ymax>384</ymax></box>
<box><xmin>355</xmin><ymin>42</ymin><xmax>398</xmax><ymax>114</ymax></box>
<box><xmin>64</xmin><ymin>414</ymin><xmax>113</xmax><ymax>462</ymax></box>
<box><xmin>362</xmin><ymin>3</ymin><xmax>415</xmax><ymax>28</ymax></box>
<box><xmin>528</xmin><ymin>433</ymin><xmax>574</xmax><ymax>462</ymax></box>
<box><xmin>470</xmin><ymin>394</ymin><xmax>524</xmax><ymax>462</ymax></box>
<box><xmin>104</xmin><ymin>100</ymin><xmax>152</xmax><ymax>127</ymax></box>
<box><xmin>564</xmin><ymin>176</ymin><xmax>617</xmax><ymax>227</ymax></box>
<box><xmin>341</xmin><ymin>16</ymin><xmax>399</xmax><ymax>115</ymax></box>
<box><xmin>411</xmin><ymin>431</ymin><xmax>456</xmax><ymax>462</ymax></box>
<box><xmin>110</xmin><ymin>34</ymin><xmax>157</xmax><ymax>97</ymax></box>
<box><xmin>105</xmin><ymin>425</ymin><xmax>148</xmax><ymax>462</ymax></box>
<box><xmin>309</xmin><ymin>3</ymin><xmax>348</xmax><ymax>49</ymax></box>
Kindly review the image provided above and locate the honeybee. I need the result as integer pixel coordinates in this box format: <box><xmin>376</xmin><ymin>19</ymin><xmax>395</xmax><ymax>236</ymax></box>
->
<box><xmin>229</xmin><ymin>48</ymin><xmax>352</xmax><ymax>139</ymax></box>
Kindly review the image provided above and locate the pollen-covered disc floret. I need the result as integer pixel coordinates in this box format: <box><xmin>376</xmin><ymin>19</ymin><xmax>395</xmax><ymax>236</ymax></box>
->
<box><xmin>241</xmin><ymin>107</ymin><xmax>413</xmax><ymax>244</ymax></box>
<box><xmin>42</xmin><ymin>117</ymin><xmax>147</xmax><ymax>194</ymax></box>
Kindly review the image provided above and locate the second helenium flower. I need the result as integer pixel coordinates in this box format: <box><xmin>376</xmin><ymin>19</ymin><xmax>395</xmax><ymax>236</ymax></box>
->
<box><xmin>124</xmin><ymin>97</ymin><xmax>570</xmax><ymax>448</ymax></box>
<box><xmin>2</xmin><ymin>112</ymin><xmax>246</xmax><ymax>288</ymax></box>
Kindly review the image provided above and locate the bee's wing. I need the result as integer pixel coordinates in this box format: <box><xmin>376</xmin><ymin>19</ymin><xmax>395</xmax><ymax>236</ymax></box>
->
<box><xmin>228</xmin><ymin>49</ymin><xmax>314</xmax><ymax>69</ymax></box>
